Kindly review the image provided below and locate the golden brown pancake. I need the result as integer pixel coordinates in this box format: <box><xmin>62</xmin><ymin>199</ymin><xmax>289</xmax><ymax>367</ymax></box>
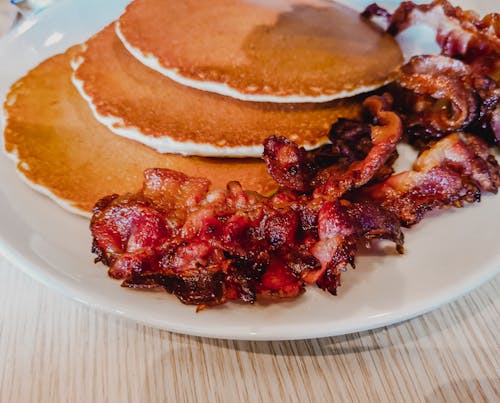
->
<box><xmin>3</xmin><ymin>48</ymin><xmax>277</xmax><ymax>215</ymax></box>
<box><xmin>72</xmin><ymin>24</ymin><xmax>363</xmax><ymax>157</ymax></box>
<box><xmin>117</xmin><ymin>0</ymin><xmax>403</xmax><ymax>103</ymax></box>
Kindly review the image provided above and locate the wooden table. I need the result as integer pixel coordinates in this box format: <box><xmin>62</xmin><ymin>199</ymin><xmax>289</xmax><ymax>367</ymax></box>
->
<box><xmin>1</xmin><ymin>258</ymin><xmax>498</xmax><ymax>402</ymax></box>
<box><xmin>0</xmin><ymin>1</ymin><xmax>499</xmax><ymax>402</ymax></box>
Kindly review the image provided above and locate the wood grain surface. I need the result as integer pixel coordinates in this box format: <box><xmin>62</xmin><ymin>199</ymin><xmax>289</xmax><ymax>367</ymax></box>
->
<box><xmin>1</xmin><ymin>258</ymin><xmax>498</xmax><ymax>403</ymax></box>
<box><xmin>0</xmin><ymin>1</ymin><xmax>499</xmax><ymax>402</ymax></box>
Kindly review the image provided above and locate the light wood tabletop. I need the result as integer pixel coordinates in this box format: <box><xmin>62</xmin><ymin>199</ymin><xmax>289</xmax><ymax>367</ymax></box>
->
<box><xmin>0</xmin><ymin>1</ymin><xmax>499</xmax><ymax>402</ymax></box>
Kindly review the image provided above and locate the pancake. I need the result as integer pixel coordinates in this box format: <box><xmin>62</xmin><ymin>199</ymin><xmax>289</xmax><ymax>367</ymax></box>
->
<box><xmin>116</xmin><ymin>0</ymin><xmax>403</xmax><ymax>103</ymax></box>
<box><xmin>3</xmin><ymin>48</ymin><xmax>277</xmax><ymax>216</ymax></box>
<box><xmin>72</xmin><ymin>24</ymin><xmax>363</xmax><ymax>157</ymax></box>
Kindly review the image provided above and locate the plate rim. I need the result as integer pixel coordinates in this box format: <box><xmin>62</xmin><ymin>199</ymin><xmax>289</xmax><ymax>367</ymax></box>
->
<box><xmin>1</xmin><ymin>235</ymin><xmax>498</xmax><ymax>340</ymax></box>
<box><xmin>0</xmin><ymin>0</ymin><xmax>499</xmax><ymax>341</ymax></box>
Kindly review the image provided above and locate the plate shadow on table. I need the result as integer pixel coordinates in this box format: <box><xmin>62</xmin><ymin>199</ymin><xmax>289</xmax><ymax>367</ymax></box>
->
<box><xmin>192</xmin><ymin>277</ymin><xmax>498</xmax><ymax>356</ymax></box>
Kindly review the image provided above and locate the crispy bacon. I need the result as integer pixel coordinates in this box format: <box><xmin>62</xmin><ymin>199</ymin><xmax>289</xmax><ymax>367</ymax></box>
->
<box><xmin>363</xmin><ymin>0</ymin><xmax>500</xmax><ymax>73</ymax></box>
<box><xmin>472</xmin><ymin>86</ymin><xmax>500</xmax><ymax>144</ymax></box>
<box><xmin>363</xmin><ymin>1</ymin><xmax>500</xmax><ymax>143</ymax></box>
<box><xmin>303</xmin><ymin>118</ymin><xmax>374</xmax><ymax>171</ymax></box>
<box><xmin>361</xmin><ymin>132</ymin><xmax>500</xmax><ymax>225</ymax></box>
<box><xmin>326</xmin><ymin>118</ymin><xmax>398</xmax><ymax>182</ymax></box>
<box><xmin>91</xmin><ymin>169</ymin><xmax>404</xmax><ymax>304</ymax></box>
<box><xmin>91</xmin><ymin>96</ymin><xmax>408</xmax><ymax>306</ymax></box>
<box><xmin>264</xmin><ymin>95</ymin><xmax>402</xmax><ymax>197</ymax></box>
<box><xmin>91</xmin><ymin>194</ymin><xmax>171</xmax><ymax>274</ymax></box>
<box><xmin>387</xmin><ymin>54</ymin><xmax>499</xmax><ymax>145</ymax></box>
<box><xmin>307</xmin><ymin>199</ymin><xmax>403</xmax><ymax>291</ymax></box>
<box><xmin>263</xmin><ymin>136</ymin><xmax>317</xmax><ymax>192</ymax></box>
<box><xmin>313</xmin><ymin>95</ymin><xmax>402</xmax><ymax>197</ymax></box>
<box><xmin>90</xmin><ymin>90</ymin><xmax>500</xmax><ymax>308</ymax></box>
<box><xmin>395</xmin><ymin>55</ymin><xmax>486</xmax><ymax>137</ymax></box>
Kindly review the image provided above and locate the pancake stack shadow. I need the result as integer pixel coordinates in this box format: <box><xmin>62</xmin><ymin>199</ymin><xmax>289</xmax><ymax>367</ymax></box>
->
<box><xmin>3</xmin><ymin>0</ymin><xmax>403</xmax><ymax>215</ymax></box>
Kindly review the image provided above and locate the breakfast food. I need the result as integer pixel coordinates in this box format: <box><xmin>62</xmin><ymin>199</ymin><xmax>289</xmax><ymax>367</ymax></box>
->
<box><xmin>363</xmin><ymin>0</ymin><xmax>500</xmax><ymax>145</ymax></box>
<box><xmin>90</xmin><ymin>97</ymin><xmax>499</xmax><ymax>307</ymax></box>
<box><xmin>363</xmin><ymin>0</ymin><xmax>500</xmax><ymax>77</ymax></box>
<box><xmin>116</xmin><ymin>0</ymin><xmax>403</xmax><ymax>102</ymax></box>
<box><xmin>3</xmin><ymin>48</ymin><xmax>276</xmax><ymax>214</ymax></box>
<box><xmin>72</xmin><ymin>24</ymin><xmax>363</xmax><ymax>157</ymax></box>
<box><xmin>88</xmin><ymin>0</ymin><xmax>499</xmax><ymax>308</ymax></box>
<box><xmin>1</xmin><ymin>0</ymin><xmax>499</xmax><ymax>310</ymax></box>
<box><xmin>90</xmin><ymin>95</ymin><xmax>404</xmax><ymax>305</ymax></box>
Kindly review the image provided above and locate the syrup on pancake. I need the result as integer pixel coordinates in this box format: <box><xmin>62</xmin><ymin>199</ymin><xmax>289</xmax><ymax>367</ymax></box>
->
<box><xmin>117</xmin><ymin>0</ymin><xmax>403</xmax><ymax>103</ymax></box>
<box><xmin>72</xmin><ymin>24</ymin><xmax>363</xmax><ymax>157</ymax></box>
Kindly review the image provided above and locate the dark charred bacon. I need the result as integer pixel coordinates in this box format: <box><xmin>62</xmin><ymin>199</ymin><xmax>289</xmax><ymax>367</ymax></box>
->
<box><xmin>312</xmin><ymin>118</ymin><xmax>373</xmax><ymax>169</ymax></box>
<box><xmin>363</xmin><ymin>0</ymin><xmax>500</xmax><ymax>73</ymax></box>
<box><xmin>361</xmin><ymin>132</ymin><xmax>500</xmax><ymax>226</ymax></box>
<box><xmin>327</xmin><ymin>119</ymin><xmax>372</xmax><ymax>162</ymax></box>
<box><xmin>313</xmin><ymin>95</ymin><xmax>402</xmax><ymax>198</ymax></box>
<box><xmin>326</xmin><ymin>118</ymin><xmax>399</xmax><ymax>183</ymax></box>
<box><xmin>264</xmin><ymin>95</ymin><xmax>402</xmax><ymax>195</ymax></box>
<box><xmin>471</xmin><ymin>86</ymin><xmax>500</xmax><ymax>144</ymax></box>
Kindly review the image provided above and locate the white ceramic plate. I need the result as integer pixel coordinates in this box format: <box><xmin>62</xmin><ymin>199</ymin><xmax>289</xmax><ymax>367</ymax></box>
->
<box><xmin>0</xmin><ymin>0</ymin><xmax>498</xmax><ymax>340</ymax></box>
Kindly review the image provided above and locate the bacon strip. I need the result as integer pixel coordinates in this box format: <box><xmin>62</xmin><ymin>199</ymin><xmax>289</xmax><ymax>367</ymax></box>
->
<box><xmin>263</xmin><ymin>136</ymin><xmax>317</xmax><ymax>193</ymax></box>
<box><xmin>391</xmin><ymin>55</ymin><xmax>499</xmax><ymax>145</ymax></box>
<box><xmin>396</xmin><ymin>55</ymin><xmax>482</xmax><ymax>135</ymax></box>
<box><xmin>264</xmin><ymin>95</ymin><xmax>402</xmax><ymax>197</ymax></box>
<box><xmin>306</xmin><ymin>200</ymin><xmax>403</xmax><ymax>290</ymax></box>
<box><xmin>91</xmin><ymin>96</ymin><xmax>408</xmax><ymax>306</ymax></box>
<box><xmin>362</xmin><ymin>132</ymin><xmax>500</xmax><ymax>225</ymax></box>
<box><xmin>90</xmin><ymin>91</ymin><xmax>500</xmax><ymax>308</ymax></box>
<box><xmin>363</xmin><ymin>1</ymin><xmax>500</xmax><ymax>143</ymax></box>
<box><xmin>363</xmin><ymin>0</ymin><xmax>500</xmax><ymax>72</ymax></box>
<box><xmin>313</xmin><ymin>95</ymin><xmax>402</xmax><ymax>197</ymax></box>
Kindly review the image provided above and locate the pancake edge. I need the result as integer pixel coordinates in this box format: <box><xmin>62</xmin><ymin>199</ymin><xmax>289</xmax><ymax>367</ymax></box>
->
<box><xmin>71</xmin><ymin>53</ymin><xmax>327</xmax><ymax>157</ymax></box>
<box><xmin>115</xmin><ymin>22</ymin><xmax>395</xmax><ymax>104</ymax></box>
<box><xmin>2</xmin><ymin>99</ymin><xmax>91</xmax><ymax>218</ymax></box>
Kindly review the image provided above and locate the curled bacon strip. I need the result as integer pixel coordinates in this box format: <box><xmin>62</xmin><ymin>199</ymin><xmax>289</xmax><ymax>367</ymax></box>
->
<box><xmin>363</xmin><ymin>0</ymin><xmax>500</xmax><ymax>73</ymax></box>
<box><xmin>264</xmin><ymin>95</ymin><xmax>402</xmax><ymax>197</ymax></box>
<box><xmin>398</xmin><ymin>55</ymin><xmax>479</xmax><ymax>133</ymax></box>
<box><xmin>362</xmin><ymin>133</ymin><xmax>500</xmax><ymax>226</ymax></box>
<box><xmin>306</xmin><ymin>200</ymin><xmax>403</xmax><ymax>291</ymax></box>
<box><xmin>262</xmin><ymin>114</ymin><xmax>381</xmax><ymax>193</ymax></box>
<box><xmin>325</xmin><ymin>118</ymin><xmax>373</xmax><ymax>164</ymax></box>
<box><xmin>313</xmin><ymin>95</ymin><xmax>402</xmax><ymax>198</ymax></box>
<box><xmin>392</xmin><ymin>54</ymin><xmax>499</xmax><ymax>145</ymax></box>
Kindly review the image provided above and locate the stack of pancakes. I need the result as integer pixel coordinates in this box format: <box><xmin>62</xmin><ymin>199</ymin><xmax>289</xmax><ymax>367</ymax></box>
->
<box><xmin>3</xmin><ymin>0</ymin><xmax>403</xmax><ymax>216</ymax></box>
